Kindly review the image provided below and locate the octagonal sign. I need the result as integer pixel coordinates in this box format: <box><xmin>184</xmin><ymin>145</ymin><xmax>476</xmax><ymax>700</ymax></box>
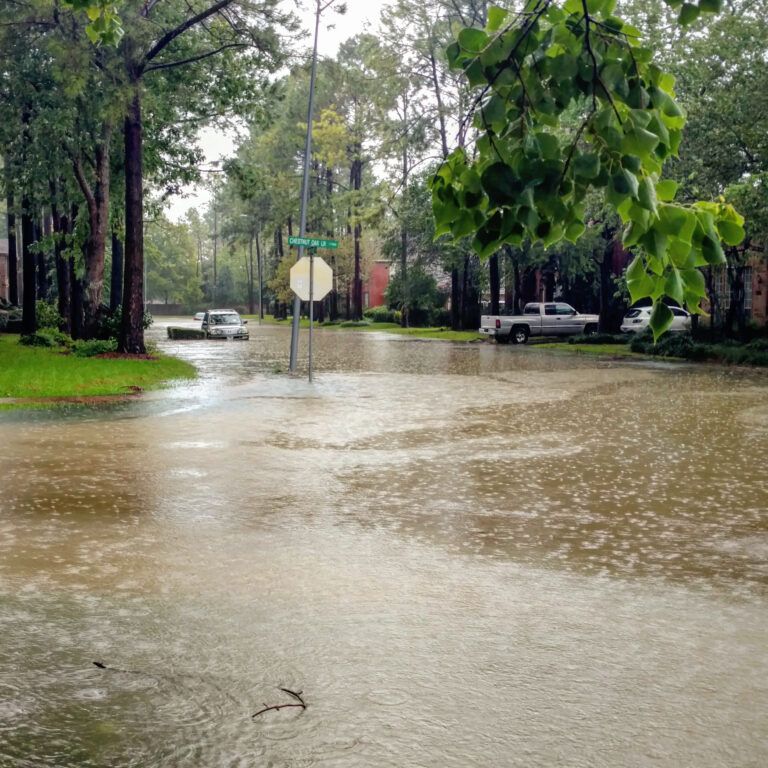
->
<box><xmin>290</xmin><ymin>256</ymin><xmax>333</xmax><ymax>301</ymax></box>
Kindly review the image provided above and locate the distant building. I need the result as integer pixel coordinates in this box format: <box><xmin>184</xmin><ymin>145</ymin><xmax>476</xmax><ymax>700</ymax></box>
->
<box><xmin>363</xmin><ymin>260</ymin><xmax>390</xmax><ymax>308</ymax></box>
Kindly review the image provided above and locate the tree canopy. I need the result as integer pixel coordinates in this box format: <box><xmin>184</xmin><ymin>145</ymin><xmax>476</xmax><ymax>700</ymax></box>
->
<box><xmin>430</xmin><ymin>0</ymin><xmax>746</xmax><ymax>337</ymax></box>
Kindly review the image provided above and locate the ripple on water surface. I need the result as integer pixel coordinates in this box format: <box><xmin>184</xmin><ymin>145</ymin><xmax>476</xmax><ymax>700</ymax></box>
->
<box><xmin>0</xmin><ymin>321</ymin><xmax>766</xmax><ymax>766</ymax></box>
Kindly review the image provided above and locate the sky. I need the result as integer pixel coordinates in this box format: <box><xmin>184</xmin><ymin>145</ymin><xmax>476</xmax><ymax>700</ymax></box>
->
<box><xmin>166</xmin><ymin>0</ymin><xmax>392</xmax><ymax>220</ymax></box>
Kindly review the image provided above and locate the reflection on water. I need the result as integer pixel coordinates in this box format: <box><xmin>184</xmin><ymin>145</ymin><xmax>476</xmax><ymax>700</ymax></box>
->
<box><xmin>1</xmin><ymin>319</ymin><xmax>766</xmax><ymax>766</ymax></box>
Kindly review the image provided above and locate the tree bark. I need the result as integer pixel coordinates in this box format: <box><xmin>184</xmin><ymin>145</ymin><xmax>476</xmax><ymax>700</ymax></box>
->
<box><xmin>5</xmin><ymin>181</ymin><xmax>18</xmax><ymax>306</ymax></box>
<box><xmin>35</xmin><ymin>218</ymin><xmax>49</xmax><ymax>301</ymax></box>
<box><xmin>247</xmin><ymin>233</ymin><xmax>255</xmax><ymax>314</ymax></box>
<box><xmin>598</xmin><ymin>235</ymin><xmax>616</xmax><ymax>332</ymax></box>
<box><xmin>110</xmin><ymin>232</ymin><xmax>124</xmax><ymax>312</ymax></box>
<box><xmin>255</xmin><ymin>231</ymin><xmax>263</xmax><ymax>319</ymax></box>
<box><xmin>450</xmin><ymin>266</ymin><xmax>460</xmax><ymax>330</ymax></box>
<box><xmin>52</xmin><ymin>205</ymin><xmax>71</xmax><ymax>335</ymax></box>
<box><xmin>70</xmin><ymin>255</ymin><xmax>85</xmax><ymax>340</ymax></box>
<box><xmin>489</xmin><ymin>253</ymin><xmax>500</xmax><ymax>315</ymax></box>
<box><xmin>119</xmin><ymin>86</ymin><xmax>146</xmax><ymax>354</ymax></box>
<box><xmin>21</xmin><ymin>198</ymin><xmax>36</xmax><ymax>334</ymax></box>
<box><xmin>351</xmin><ymin>153</ymin><xmax>363</xmax><ymax>320</ymax></box>
<box><xmin>72</xmin><ymin>124</ymin><xmax>112</xmax><ymax>337</ymax></box>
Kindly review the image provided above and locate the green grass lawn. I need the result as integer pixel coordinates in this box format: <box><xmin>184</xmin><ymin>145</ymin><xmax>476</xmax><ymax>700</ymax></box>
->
<box><xmin>537</xmin><ymin>342</ymin><xmax>643</xmax><ymax>357</ymax></box>
<box><xmin>0</xmin><ymin>334</ymin><xmax>196</xmax><ymax>406</ymax></box>
<box><xmin>241</xmin><ymin>315</ymin><xmax>483</xmax><ymax>342</ymax></box>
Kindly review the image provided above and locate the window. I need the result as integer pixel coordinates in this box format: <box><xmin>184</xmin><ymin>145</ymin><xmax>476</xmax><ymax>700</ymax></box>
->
<box><xmin>556</xmin><ymin>303</ymin><xmax>575</xmax><ymax>315</ymax></box>
<box><xmin>523</xmin><ymin>304</ymin><xmax>540</xmax><ymax>315</ymax></box>
<box><xmin>712</xmin><ymin>266</ymin><xmax>753</xmax><ymax>316</ymax></box>
<box><xmin>544</xmin><ymin>304</ymin><xmax>557</xmax><ymax>315</ymax></box>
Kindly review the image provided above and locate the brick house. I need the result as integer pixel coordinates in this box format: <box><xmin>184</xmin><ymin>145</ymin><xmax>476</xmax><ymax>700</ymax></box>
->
<box><xmin>363</xmin><ymin>260</ymin><xmax>390</xmax><ymax>309</ymax></box>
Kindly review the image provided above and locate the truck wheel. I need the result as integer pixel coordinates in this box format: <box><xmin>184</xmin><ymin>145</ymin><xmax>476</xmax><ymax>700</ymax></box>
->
<box><xmin>511</xmin><ymin>326</ymin><xmax>529</xmax><ymax>345</ymax></box>
<box><xmin>584</xmin><ymin>323</ymin><xmax>598</xmax><ymax>336</ymax></box>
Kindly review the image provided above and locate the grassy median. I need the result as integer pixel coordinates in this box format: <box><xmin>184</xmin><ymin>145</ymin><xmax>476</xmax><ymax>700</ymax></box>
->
<box><xmin>0</xmin><ymin>334</ymin><xmax>196</xmax><ymax>407</ymax></box>
<box><xmin>242</xmin><ymin>316</ymin><xmax>483</xmax><ymax>342</ymax></box>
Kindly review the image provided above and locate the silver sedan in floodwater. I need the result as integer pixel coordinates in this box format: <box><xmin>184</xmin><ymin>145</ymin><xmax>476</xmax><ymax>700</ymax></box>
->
<box><xmin>201</xmin><ymin>309</ymin><xmax>249</xmax><ymax>340</ymax></box>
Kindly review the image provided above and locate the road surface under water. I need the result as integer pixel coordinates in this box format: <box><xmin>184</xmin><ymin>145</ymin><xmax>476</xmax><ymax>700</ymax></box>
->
<box><xmin>1</xmin><ymin>320</ymin><xmax>766</xmax><ymax>767</ymax></box>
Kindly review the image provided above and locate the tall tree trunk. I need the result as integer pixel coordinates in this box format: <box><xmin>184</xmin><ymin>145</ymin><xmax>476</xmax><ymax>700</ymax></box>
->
<box><xmin>110</xmin><ymin>232</ymin><xmax>124</xmax><ymax>312</ymax></box>
<box><xmin>255</xmin><ymin>231</ymin><xmax>263</xmax><ymax>319</ymax></box>
<box><xmin>21</xmin><ymin>198</ymin><xmax>36</xmax><ymax>334</ymax></box>
<box><xmin>35</xmin><ymin>218</ymin><xmax>49</xmax><ymax>301</ymax></box>
<box><xmin>704</xmin><ymin>267</ymin><xmax>719</xmax><ymax>341</ymax></box>
<box><xmin>5</xmin><ymin>178</ymin><xmax>18</xmax><ymax>306</ymax></box>
<box><xmin>351</xmin><ymin>154</ymin><xmax>363</xmax><ymax>320</ymax></box>
<box><xmin>120</xmin><ymin>86</ymin><xmax>145</xmax><ymax>354</ymax></box>
<box><xmin>598</xmin><ymin>235</ymin><xmax>616</xmax><ymax>332</ymax></box>
<box><xmin>429</xmin><ymin>50</ymin><xmax>450</xmax><ymax>159</ymax></box>
<box><xmin>72</xmin><ymin>125</ymin><xmax>112</xmax><ymax>337</ymax></box>
<box><xmin>489</xmin><ymin>253</ymin><xmax>500</xmax><ymax>315</ymax></box>
<box><xmin>450</xmin><ymin>266</ymin><xmax>460</xmax><ymax>330</ymax></box>
<box><xmin>70</xmin><ymin>255</ymin><xmax>84</xmax><ymax>340</ymax></box>
<box><xmin>247</xmin><ymin>234</ymin><xmax>255</xmax><ymax>315</ymax></box>
<box><xmin>52</xmin><ymin>205</ymin><xmax>71</xmax><ymax>335</ymax></box>
<box><xmin>726</xmin><ymin>258</ymin><xmax>746</xmax><ymax>340</ymax></box>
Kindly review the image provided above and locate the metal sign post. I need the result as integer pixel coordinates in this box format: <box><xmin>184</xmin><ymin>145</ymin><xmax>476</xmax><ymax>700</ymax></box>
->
<box><xmin>289</xmin><ymin>250</ymin><xmax>334</xmax><ymax>383</ymax></box>
<box><xmin>308</xmin><ymin>247</ymin><xmax>315</xmax><ymax>382</ymax></box>
<box><xmin>288</xmin><ymin>0</ymin><xmax>341</xmax><ymax>374</ymax></box>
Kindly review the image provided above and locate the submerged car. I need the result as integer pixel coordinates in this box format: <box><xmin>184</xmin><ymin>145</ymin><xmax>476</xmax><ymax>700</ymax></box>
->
<box><xmin>620</xmin><ymin>306</ymin><xmax>691</xmax><ymax>334</ymax></box>
<box><xmin>201</xmin><ymin>309</ymin><xmax>249</xmax><ymax>340</ymax></box>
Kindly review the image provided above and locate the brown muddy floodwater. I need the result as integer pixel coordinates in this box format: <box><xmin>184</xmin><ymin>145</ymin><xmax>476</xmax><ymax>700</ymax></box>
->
<box><xmin>1</xmin><ymin>319</ymin><xmax>767</xmax><ymax>767</ymax></box>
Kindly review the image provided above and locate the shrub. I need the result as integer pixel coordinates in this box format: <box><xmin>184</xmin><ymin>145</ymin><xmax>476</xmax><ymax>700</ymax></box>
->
<box><xmin>36</xmin><ymin>300</ymin><xmax>64</xmax><ymax>331</ymax></box>
<box><xmin>97</xmin><ymin>306</ymin><xmax>153</xmax><ymax>340</ymax></box>
<box><xmin>629</xmin><ymin>330</ymin><xmax>653</xmax><ymax>353</ymax></box>
<box><xmin>339</xmin><ymin>320</ymin><xmax>370</xmax><ymax>328</ymax></box>
<box><xmin>746</xmin><ymin>338</ymin><xmax>768</xmax><ymax>353</ymax></box>
<box><xmin>568</xmin><ymin>333</ymin><xmax>629</xmax><ymax>345</ymax></box>
<box><xmin>70</xmin><ymin>339</ymin><xmax>118</xmax><ymax>357</ymax></box>
<box><xmin>167</xmin><ymin>327</ymin><xmax>206</xmax><ymax>340</ymax></box>
<box><xmin>653</xmin><ymin>333</ymin><xmax>696</xmax><ymax>358</ymax></box>
<box><xmin>430</xmin><ymin>308</ymin><xmax>452</xmax><ymax>327</ymax></box>
<box><xmin>363</xmin><ymin>307</ymin><xmax>401</xmax><ymax>324</ymax></box>
<box><xmin>19</xmin><ymin>329</ymin><xmax>73</xmax><ymax>348</ymax></box>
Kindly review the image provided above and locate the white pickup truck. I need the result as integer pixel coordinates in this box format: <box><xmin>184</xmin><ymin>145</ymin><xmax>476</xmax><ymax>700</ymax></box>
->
<box><xmin>479</xmin><ymin>302</ymin><xmax>600</xmax><ymax>344</ymax></box>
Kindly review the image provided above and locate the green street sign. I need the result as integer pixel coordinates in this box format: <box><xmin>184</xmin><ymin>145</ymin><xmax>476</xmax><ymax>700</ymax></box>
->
<box><xmin>288</xmin><ymin>236</ymin><xmax>338</xmax><ymax>249</ymax></box>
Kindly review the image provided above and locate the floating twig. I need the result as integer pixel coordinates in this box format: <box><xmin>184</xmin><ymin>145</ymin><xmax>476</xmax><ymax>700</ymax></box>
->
<box><xmin>252</xmin><ymin>688</ymin><xmax>307</xmax><ymax>718</ymax></box>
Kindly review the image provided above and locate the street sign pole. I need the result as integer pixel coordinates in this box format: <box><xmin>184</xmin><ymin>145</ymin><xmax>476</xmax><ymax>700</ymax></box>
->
<box><xmin>308</xmin><ymin>248</ymin><xmax>315</xmax><ymax>382</ymax></box>
<box><xmin>289</xmin><ymin>0</ymin><xmax>331</xmax><ymax>374</ymax></box>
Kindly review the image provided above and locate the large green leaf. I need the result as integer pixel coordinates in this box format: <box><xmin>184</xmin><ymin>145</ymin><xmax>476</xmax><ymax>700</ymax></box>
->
<box><xmin>649</xmin><ymin>302</ymin><xmax>674</xmax><ymax>339</ymax></box>
<box><xmin>480</xmin><ymin>163</ymin><xmax>520</xmax><ymax>206</ymax></box>
<box><xmin>458</xmin><ymin>28</ymin><xmax>488</xmax><ymax>53</ymax></box>
<box><xmin>487</xmin><ymin>6</ymin><xmax>509</xmax><ymax>31</ymax></box>
<box><xmin>717</xmin><ymin>220</ymin><xmax>745</xmax><ymax>246</ymax></box>
<box><xmin>573</xmin><ymin>153</ymin><xmax>600</xmax><ymax>179</ymax></box>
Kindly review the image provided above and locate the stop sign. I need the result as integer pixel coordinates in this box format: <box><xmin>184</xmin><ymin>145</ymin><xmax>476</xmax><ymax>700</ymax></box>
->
<box><xmin>290</xmin><ymin>256</ymin><xmax>333</xmax><ymax>301</ymax></box>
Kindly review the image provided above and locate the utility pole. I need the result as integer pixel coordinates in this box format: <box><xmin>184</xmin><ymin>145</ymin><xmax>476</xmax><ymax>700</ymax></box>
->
<box><xmin>289</xmin><ymin>0</ymin><xmax>340</xmax><ymax>373</ymax></box>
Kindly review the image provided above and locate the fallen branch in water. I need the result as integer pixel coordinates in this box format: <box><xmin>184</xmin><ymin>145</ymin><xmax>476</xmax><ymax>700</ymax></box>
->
<box><xmin>252</xmin><ymin>688</ymin><xmax>307</xmax><ymax>718</ymax></box>
<box><xmin>93</xmin><ymin>661</ymin><xmax>136</xmax><ymax>673</ymax></box>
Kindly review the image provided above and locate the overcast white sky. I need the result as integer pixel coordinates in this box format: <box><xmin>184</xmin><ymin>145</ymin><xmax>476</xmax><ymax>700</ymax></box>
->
<box><xmin>167</xmin><ymin>0</ymin><xmax>392</xmax><ymax>220</ymax></box>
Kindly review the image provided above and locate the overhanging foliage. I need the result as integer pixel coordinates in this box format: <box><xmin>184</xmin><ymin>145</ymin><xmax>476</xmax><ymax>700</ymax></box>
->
<box><xmin>430</xmin><ymin>0</ymin><xmax>744</xmax><ymax>337</ymax></box>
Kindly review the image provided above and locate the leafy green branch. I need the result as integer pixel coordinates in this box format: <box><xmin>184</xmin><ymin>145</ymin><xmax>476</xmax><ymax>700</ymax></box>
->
<box><xmin>430</xmin><ymin>0</ymin><xmax>742</xmax><ymax>338</ymax></box>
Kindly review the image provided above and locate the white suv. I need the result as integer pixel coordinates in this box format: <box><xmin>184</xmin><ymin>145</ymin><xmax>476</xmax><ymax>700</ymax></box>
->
<box><xmin>620</xmin><ymin>306</ymin><xmax>691</xmax><ymax>334</ymax></box>
<box><xmin>201</xmin><ymin>309</ymin><xmax>249</xmax><ymax>340</ymax></box>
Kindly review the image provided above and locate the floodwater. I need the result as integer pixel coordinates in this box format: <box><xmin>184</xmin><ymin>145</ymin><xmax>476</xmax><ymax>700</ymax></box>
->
<box><xmin>1</xmin><ymin>318</ymin><xmax>767</xmax><ymax>767</ymax></box>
